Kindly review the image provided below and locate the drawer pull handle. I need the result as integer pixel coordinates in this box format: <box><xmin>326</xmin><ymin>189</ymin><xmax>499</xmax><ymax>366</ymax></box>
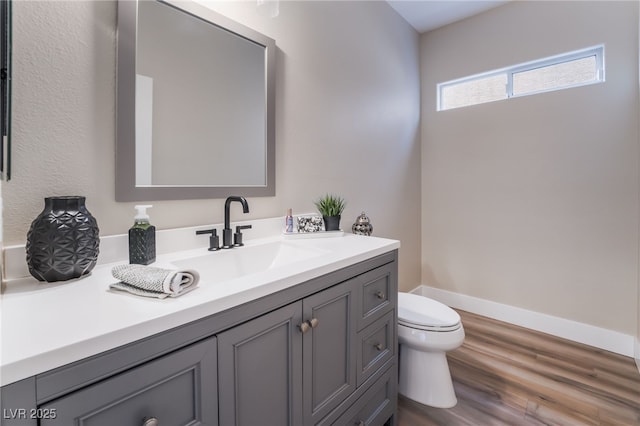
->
<box><xmin>308</xmin><ymin>318</ymin><xmax>320</xmax><ymax>328</ymax></box>
<box><xmin>375</xmin><ymin>291</ymin><xmax>385</xmax><ymax>300</ymax></box>
<box><xmin>374</xmin><ymin>343</ymin><xmax>383</xmax><ymax>351</ymax></box>
<box><xmin>142</xmin><ymin>417</ymin><xmax>159</xmax><ymax>426</ymax></box>
<box><xmin>298</xmin><ymin>322</ymin><xmax>310</xmax><ymax>333</ymax></box>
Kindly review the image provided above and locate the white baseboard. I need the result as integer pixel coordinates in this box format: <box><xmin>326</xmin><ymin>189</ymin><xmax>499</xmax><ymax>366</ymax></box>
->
<box><xmin>410</xmin><ymin>285</ymin><xmax>635</xmax><ymax>358</ymax></box>
<box><xmin>635</xmin><ymin>337</ymin><xmax>640</xmax><ymax>373</ymax></box>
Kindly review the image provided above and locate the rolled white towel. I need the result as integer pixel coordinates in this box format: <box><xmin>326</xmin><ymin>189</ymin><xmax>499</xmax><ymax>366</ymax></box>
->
<box><xmin>110</xmin><ymin>264</ymin><xmax>200</xmax><ymax>299</ymax></box>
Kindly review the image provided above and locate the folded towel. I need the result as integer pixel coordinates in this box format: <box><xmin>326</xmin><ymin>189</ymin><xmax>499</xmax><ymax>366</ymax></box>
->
<box><xmin>110</xmin><ymin>264</ymin><xmax>200</xmax><ymax>299</ymax></box>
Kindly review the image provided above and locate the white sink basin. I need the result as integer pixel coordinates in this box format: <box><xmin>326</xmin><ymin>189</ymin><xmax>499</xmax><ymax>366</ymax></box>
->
<box><xmin>172</xmin><ymin>241</ymin><xmax>329</xmax><ymax>283</ymax></box>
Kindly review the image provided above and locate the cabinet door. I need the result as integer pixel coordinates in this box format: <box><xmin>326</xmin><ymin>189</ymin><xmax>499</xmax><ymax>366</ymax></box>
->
<box><xmin>303</xmin><ymin>279</ymin><xmax>357</xmax><ymax>425</ymax></box>
<box><xmin>40</xmin><ymin>337</ymin><xmax>217</xmax><ymax>426</ymax></box>
<box><xmin>217</xmin><ymin>302</ymin><xmax>303</xmax><ymax>426</ymax></box>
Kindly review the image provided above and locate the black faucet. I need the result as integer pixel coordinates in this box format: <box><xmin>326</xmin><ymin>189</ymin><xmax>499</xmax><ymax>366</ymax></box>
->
<box><xmin>222</xmin><ymin>196</ymin><xmax>250</xmax><ymax>248</ymax></box>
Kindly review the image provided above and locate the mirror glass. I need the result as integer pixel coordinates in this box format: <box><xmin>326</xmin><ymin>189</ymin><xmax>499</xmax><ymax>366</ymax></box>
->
<box><xmin>1</xmin><ymin>0</ymin><xmax>11</xmax><ymax>181</ymax></box>
<box><xmin>116</xmin><ymin>0</ymin><xmax>276</xmax><ymax>201</ymax></box>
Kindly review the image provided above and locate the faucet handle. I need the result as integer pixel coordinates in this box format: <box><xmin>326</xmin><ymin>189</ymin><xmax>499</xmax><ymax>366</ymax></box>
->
<box><xmin>196</xmin><ymin>228</ymin><xmax>220</xmax><ymax>251</ymax></box>
<box><xmin>234</xmin><ymin>225</ymin><xmax>252</xmax><ymax>247</ymax></box>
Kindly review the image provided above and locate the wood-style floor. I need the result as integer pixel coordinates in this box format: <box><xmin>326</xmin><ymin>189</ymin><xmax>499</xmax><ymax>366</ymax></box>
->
<box><xmin>397</xmin><ymin>310</ymin><xmax>640</xmax><ymax>426</ymax></box>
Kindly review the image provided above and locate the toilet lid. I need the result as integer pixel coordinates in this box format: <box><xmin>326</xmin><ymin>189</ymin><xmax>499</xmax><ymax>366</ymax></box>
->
<box><xmin>398</xmin><ymin>292</ymin><xmax>461</xmax><ymax>330</ymax></box>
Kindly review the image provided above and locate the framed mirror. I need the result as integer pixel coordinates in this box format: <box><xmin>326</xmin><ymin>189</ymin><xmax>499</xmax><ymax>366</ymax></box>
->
<box><xmin>116</xmin><ymin>0</ymin><xmax>276</xmax><ymax>201</ymax></box>
<box><xmin>1</xmin><ymin>0</ymin><xmax>11</xmax><ymax>181</ymax></box>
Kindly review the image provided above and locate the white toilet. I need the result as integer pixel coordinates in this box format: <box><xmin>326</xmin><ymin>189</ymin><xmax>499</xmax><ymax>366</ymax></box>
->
<box><xmin>397</xmin><ymin>292</ymin><xmax>465</xmax><ymax>408</ymax></box>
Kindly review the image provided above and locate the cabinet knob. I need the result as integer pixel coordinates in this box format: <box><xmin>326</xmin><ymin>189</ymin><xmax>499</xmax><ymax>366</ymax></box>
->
<box><xmin>374</xmin><ymin>343</ymin><xmax>383</xmax><ymax>351</ymax></box>
<box><xmin>375</xmin><ymin>291</ymin><xmax>385</xmax><ymax>300</ymax></box>
<box><xmin>298</xmin><ymin>322</ymin><xmax>310</xmax><ymax>333</ymax></box>
<box><xmin>142</xmin><ymin>417</ymin><xmax>159</xmax><ymax>426</ymax></box>
<box><xmin>308</xmin><ymin>318</ymin><xmax>320</xmax><ymax>328</ymax></box>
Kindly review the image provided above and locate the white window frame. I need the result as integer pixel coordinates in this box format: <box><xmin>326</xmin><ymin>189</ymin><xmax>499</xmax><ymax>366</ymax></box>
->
<box><xmin>437</xmin><ymin>45</ymin><xmax>605</xmax><ymax>111</ymax></box>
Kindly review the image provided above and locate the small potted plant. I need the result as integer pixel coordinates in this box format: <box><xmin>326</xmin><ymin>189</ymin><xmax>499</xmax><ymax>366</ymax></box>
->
<box><xmin>314</xmin><ymin>194</ymin><xmax>346</xmax><ymax>231</ymax></box>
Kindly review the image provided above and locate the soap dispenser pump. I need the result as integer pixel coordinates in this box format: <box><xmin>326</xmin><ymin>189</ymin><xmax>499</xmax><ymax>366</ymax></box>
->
<box><xmin>129</xmin><ymin>205</ymin><xmax>156</xmax><ymax>265</ymax></box>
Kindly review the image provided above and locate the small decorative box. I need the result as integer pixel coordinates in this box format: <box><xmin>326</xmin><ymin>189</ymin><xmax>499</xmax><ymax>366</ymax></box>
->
<box><xmin>296</xmin><ymin>215</ymin><xmax>324</xmax><ymax>233</ymax></box>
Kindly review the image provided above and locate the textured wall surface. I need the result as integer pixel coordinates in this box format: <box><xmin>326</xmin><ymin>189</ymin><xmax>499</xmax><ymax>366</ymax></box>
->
<box><xmin>3</xmin><ymin>1</ymin><xmax>422</xmax><ymax>290</ymax></box>
<box><xmin>421</xmin><ymin>1</ymin><xmax>639</xmax><ymax>334</ymax></box>
<box><xmin>637</xmin><ymin>1</ymin><xmax>640</xmax><ymax>369</ymax></box>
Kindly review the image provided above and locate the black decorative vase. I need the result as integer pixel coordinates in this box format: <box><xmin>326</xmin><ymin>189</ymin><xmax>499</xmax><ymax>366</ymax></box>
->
<box><xmin>26</xmin><ymin>196</ymin><xmax>100</xmax><ymax>282</ymax></box>
<box><xmin>323</xmin><ymin>215</ymin><xmax>341</xmax><ymax>231</ymax></box>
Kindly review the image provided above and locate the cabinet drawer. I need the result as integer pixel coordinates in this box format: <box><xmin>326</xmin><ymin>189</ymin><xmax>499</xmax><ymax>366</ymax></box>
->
<box><xmin>357</xmin><ymin>264</ymin><xmax>396</xmax><ymax>331</ymax></box>
<box><xmin>40</xmin><ymin>337</ymin><xmax>218</xmax><ymax>426</ymax></box>
<box><xmin>357</xmin><ymin>310</ymin><xmax>395</xmax><ymax>387</ymax></box>
<box><xmin>332</xmin><ymin>365</ymin><xmax>397</xmax><ymax>426</ymax></box>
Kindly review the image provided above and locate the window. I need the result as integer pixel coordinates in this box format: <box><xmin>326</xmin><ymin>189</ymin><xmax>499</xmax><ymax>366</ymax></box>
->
<box><xmin>437</xmin><ymin>45</ymin><xmax>604</xmax><ymax>111</ymax></box>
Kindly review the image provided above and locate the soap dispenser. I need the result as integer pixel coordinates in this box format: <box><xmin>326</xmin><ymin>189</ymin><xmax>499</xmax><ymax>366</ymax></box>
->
<box><xmin>285</xmin><ymin>208</ymin><xmax>294</xmax><ymax>233</ymax></box>
<box><xmin>129</xmin><ymin>205</ymin><xmax>156</xmax><ymax>265</ymax></box>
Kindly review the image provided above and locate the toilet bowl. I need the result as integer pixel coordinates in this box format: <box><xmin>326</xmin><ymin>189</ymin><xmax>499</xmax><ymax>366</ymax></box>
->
<box><xmin>397</xmin><ymin>292</ymin><xmax>465</xmax><ymax>408</ymax></box>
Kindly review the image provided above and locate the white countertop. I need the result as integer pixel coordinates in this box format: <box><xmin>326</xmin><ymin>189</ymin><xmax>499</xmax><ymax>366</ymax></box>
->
<box><xmin>0</xmin><ymin>231</ymin><xmax>399</xmax><ymax>387</ymax></box>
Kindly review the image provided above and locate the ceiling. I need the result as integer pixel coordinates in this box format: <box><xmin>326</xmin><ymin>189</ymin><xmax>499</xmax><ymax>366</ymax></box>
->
<box><xmin>386</xmin><ymin>0</ymin><xmax>509</xmax><ymax>33</ymax></box>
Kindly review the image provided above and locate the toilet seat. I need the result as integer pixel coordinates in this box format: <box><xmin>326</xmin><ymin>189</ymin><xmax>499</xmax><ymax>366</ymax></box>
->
<box><xmin>398</xmin><ymin>293</ymin><xmax>461</xmax><ymax>332</ymax></box>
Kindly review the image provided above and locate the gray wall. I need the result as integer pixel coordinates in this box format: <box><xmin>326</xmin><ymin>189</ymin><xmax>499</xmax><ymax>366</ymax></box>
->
<box><xmin>3</xmin><ymin>0</ymin><xmax>422</xmax><ymax>291</ymax></box>
<box><xmin>421</xmin><ymin>1</ymin><xmax>639</xmax><ymax>335</ymax></box>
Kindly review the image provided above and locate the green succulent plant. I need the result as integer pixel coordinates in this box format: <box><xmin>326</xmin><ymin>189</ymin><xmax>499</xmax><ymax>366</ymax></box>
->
<box><xmin>314</xmin><ymin>194</ymin><xmax>346</xmax><ymax>217</ymax></box>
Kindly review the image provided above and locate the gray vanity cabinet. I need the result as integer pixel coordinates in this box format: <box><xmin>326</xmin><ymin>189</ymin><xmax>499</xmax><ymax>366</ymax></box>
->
<box><xmin>1</xmin><ymin>250</ymin><xmax>398</xmax><ymax>426</ymax></box>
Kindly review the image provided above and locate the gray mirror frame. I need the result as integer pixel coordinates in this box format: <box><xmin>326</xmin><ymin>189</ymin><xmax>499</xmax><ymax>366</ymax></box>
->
<box><xmin>116</xmin><ymin>0</ymin><xmax>276</xmax><ymax>201</ymax></box>
<box><xmin>1</xmin><ymin>0</ymin><xmax>11</xmax><ymax>181</ymax></box>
